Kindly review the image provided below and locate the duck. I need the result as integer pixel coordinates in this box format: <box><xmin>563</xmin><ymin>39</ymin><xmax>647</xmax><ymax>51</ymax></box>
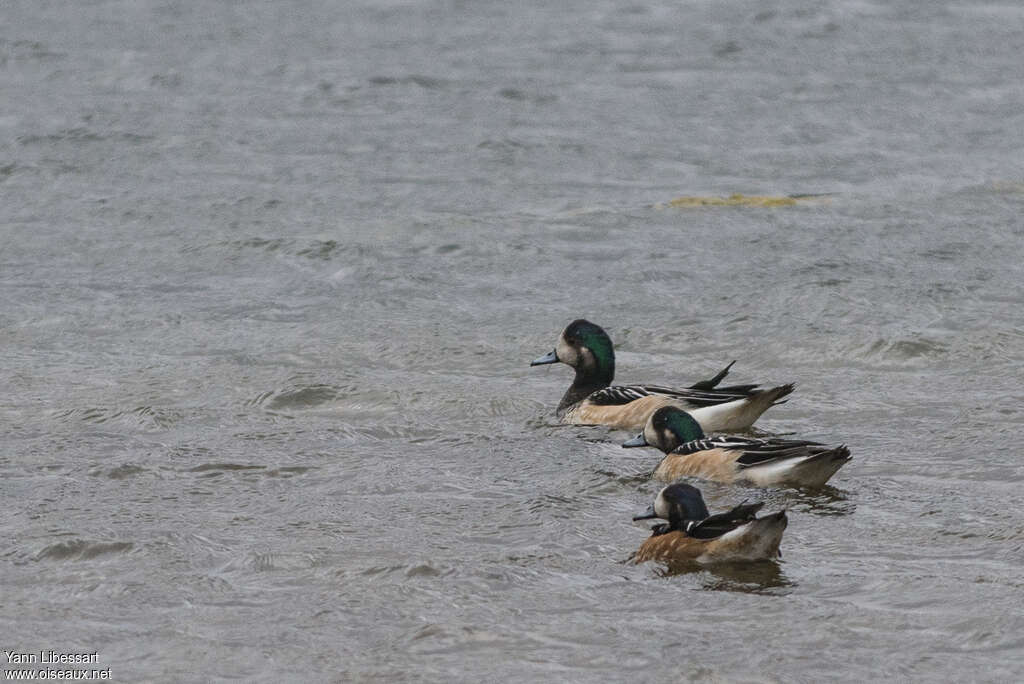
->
<box><xmin>622</xmin><ymin>406</ymin><xmax>851</xmax><ymax>488</ymax></box>
<box><xmin>632</xmin><ymin>483</ymin><xmax>787</xmax><ymax>564</ymax></box>
<box><xmin>530</xmin><ymin>319</ymin><xmax>794</xmax><ymax>431</ymax></box>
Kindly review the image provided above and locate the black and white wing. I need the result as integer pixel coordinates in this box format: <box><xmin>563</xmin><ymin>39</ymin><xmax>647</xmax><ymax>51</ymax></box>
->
<box><xmin>732</xmin><ymin>437</ymin><xmax>831</xmax><ymax>468</ymax></box>
<box><xmin>586</xmin><ymin>382</ymin><xmax>760</xmax><ymax>408</ymax></box>
<box><xmin>584</xmin><ymin>385</ymin><xmax>656</xmax><ymax>406</ymax></box>
<box><xmin>673</xmin><ymin>436</ymin><xmax>830</xmax><ymax>467</ymax></box>
<box><xmin>686</xmin><ymin>501</ymin><xmax>765</xmax><ymax>540</ymax></box>
<box><xmin>640</xmin><ymin>383</ymin><xmax>761</xmax><ymax>407</ymax></box>
<box><xmin>672</xmin><ymin>435</ymin><xmax>757</xmax><ymax>455</ymax></box>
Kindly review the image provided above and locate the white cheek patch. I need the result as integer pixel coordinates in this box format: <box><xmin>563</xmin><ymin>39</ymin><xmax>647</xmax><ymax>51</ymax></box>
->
<box><xmin>556</xmin><ymin>337</ymin><xmax>578</xmax><ymax>366</ymax></box>
<box><xmin>654</xmin><ymin>489</ymin><xmax>669</xmax><ymax>519</ymax></box>
<box><xmin>643</xmin><ymin>423</ymin><xmax>660</xmax><ymax>447</ymax></box>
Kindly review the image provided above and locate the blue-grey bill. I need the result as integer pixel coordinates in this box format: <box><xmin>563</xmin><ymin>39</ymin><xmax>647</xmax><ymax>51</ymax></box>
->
<box><xmin>530</xmin><ymin>350</ymin><xmax>558</xmax><ymax>366</ymax></box>
<box><xmin>621</xmin><ymin>434</ymin><xmax>648</xmax><ymax>448</ymax></box>
<box><xmin>633</xmin><ymin>504</ymin><xmax>658</xmax><ymax>521</ymax></box>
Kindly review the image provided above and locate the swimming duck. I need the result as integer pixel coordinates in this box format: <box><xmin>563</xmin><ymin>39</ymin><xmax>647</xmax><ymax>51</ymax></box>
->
<box><xmin>632</xmin><ymin>483</ymin><xmax>787</xmax><ymax>564</ymax></box>
<box><xmin>530</xmin><ymin>319</ymin><xmax>793</xmax><ymax>431</ymax></box>
<box><xmin>622</xmin><ymin>406</ymin><xmax>851</xmax><ymax>488</ymax></box>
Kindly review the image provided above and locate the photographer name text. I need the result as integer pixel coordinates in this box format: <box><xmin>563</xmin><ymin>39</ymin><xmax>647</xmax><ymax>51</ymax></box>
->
<box><xmin>4</xmin><ymin>652</ymin><xmax>99</xmax><ymax>665</ymax></box>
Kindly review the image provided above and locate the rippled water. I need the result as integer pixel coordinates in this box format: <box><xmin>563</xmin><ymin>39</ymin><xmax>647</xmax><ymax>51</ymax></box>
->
<box><xmin>3</xmin><ymin>1</ymin><xmax>1024</xmax><ymax>681</ymax></box>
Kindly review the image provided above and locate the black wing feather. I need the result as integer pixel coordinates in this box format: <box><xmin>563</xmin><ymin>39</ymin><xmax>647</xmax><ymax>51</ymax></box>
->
<box><xmin>687</xmin><ymin>502</ymin><xmax>765</xmax><ymax>539</ymax></box>
<box><xmin>587</xmin><ymin>382</ymin><xmax>760</xmax><ymax>408</ymax></box>
<box><xmin>732</xmin><ymin>438</ymin><xmax>830</xmax><ymax>467</ymax></box>
<box><xmin>585</xmin><ymin>386</ymin><xmax>653</xmax><ymax>406</ymax></box>
<box><xmin>674</xmin><ymin>435</ymin><xmax>841</xmax><ymax>469</ymax></box>
<box><xmin>687</xmin><ymin>361</ymin><xmax>735</xmax><ymax>391</ymax></box>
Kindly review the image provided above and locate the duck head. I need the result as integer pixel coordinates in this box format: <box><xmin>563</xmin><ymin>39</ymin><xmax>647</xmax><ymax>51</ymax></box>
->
<box><xmin>632</xmin><ymin>483</ymin><xmax>711</xmax><ymax>531</ymax></box>
<box><xmin>531</xmin><ymin>319</ymin><xmax>615</xmax><ymax>378</ymax></box>
<box><xmin>531</xmin><ymin>319</ymin><xmax>616</xmax><ymax>410</ymax></box>
<box><xmin>622</xmin><ymin>406</ymin><xmax>706</xmax><ymax>453</ymax></box>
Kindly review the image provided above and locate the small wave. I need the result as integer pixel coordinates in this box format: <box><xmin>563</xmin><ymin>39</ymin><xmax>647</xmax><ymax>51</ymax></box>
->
<box><xmin>257</xmin><ymin>384</ymin><xmax>340</xmax><ymax>410</ymax></box>
<box><xmin>419</xmin><ymin>396</ymin><xmax>546</xmax><ymax>420</ymax></box>
<box><xmin>985</xmin><ymin>180</ymin><xmax>1024</xmax><ymax>194</ymax></box>
<box><xmin>496</xmin><ymin>87</ymin><xmax>557</xmax><ymax>103</ymax></box>
<box><xmin>368</xmin><ymin>74</ymin><xmax>448</xmax><ymax>89</ymax></box>
<box><xmin>188</xmin><ymin>463</ymin><xmax>266</xmax><ymax>473</ymax></box>
<box><xmin>498</xmin><ymin>88</ymin><xmax>526</xmax><ymax>100</ymax></box>
<box><xmin>183</xmin><ymin>236</ymin><xmax>358</xmax><ymax>262</ymax></box>
<box><xmin>17</xmin><ymin>128</ymin><xmax>152</xmax><ymax>145</ymax></box>
<box><xmin>264</xmin><ymin>466</ymin><xmax>314</xmax><ymax>478</ymax></box>
<box><xmin>178</xmin><ymin>459</ymin><xmax>314</xmax><ymax>479</ymax></box>
<box><xmin>89</xmin><ymin>464</ymin><xmax>147</xmax><ymax>480</ymax></box>
<box><xmin>218</xmin><ymin>552</ymin><xmax>319</xmax><ymax>574</ymax></box>
<box><xmin>249</xmin><ymin>377</ymin><xmax>401</xmax><ymax>419</ymax></box>
<box><xmin>403</xmin><ymin>562</ymin><xmax>454</xmax><ymax>578</ymax></box>
<box><xmin>34</xmin><ymin>539</ymin><xmax>133</xmax><ymax>562</ymax></box>
<box><xmin>920</xmin><ymin>242</ymin><xmax>970</xmax><ymax>261</ymax></box>
<box><xmin>295</xmin><ymin>240</ymin><xmax>345</xmax><ymax>260</ymax></box>
<box><xmin>858</xmin><ymin>336</ymin><xmax>949</xmax><ymax>361</ymax></box>
<box><xmin>658</xmin><ymin>193</ymin><xmax>831</xmax><ymax>208</ymax></box>
<box><xmin>5</xmin><ymin>40</ymin><xmax>66</xmax><ymax>61</ymax></box>
<box><xmin>52</xmin><ymin>405</ymin><xmax>181</xmax><ymax>430</ymax></box>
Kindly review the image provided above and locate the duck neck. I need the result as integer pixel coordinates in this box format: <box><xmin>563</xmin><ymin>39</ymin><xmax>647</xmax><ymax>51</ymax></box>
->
<box><xmin>557</xmin><ymin>364</ymin><xmax>614</xmax><ymax>412</ymax></box>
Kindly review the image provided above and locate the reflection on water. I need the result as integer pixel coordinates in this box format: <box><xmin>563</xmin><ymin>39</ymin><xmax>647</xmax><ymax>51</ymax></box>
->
<box><xmin>697</xmin><ymin>561</ymin><xmax>793</xmax><ymax>595</ymax></box>
<box><xmin>592</xmin><ymin>469</ymin><xmax>656</xmax><ymax>487</ymax></box>
<box><xmin>651</xmin><ymin>559</ymin><xmax>794</xmax><ymax>595</ymax></box>
<box><xmin>781</xmin><ymin>485</ymin><xmax>856</xmax><ymax>517</ymax></box>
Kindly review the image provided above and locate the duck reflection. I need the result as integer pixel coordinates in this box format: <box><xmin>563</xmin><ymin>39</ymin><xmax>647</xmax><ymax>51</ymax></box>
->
<box><xmin>655</xmin><ymin>559</ymin><xmax>794</xmax><ymax>594</ymax></box>
<box><xmin>780</xmin><ymin>484</ymin><xmax>855</xmax><ymax>517</ymax></box>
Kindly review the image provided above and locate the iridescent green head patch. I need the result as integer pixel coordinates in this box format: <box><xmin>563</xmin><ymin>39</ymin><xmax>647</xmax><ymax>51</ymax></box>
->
<box><xmin>653</xmin><ymin>407</ymin><xmax>705</xmax><ymax>443</ymax></box>
<box><xmin>564</xmin><ymin>319</ymin><xmax>614</xmax><ymax>376</ymax></box>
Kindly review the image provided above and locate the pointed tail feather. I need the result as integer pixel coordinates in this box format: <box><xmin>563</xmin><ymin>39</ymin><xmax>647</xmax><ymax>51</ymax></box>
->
<box><xmin>800</xmin><ymin>444</ymin><xmax>852</xmax><ymax>465</ymax></box>
<box><xmin>688</xmin><ymin>361</ymin><xmax>736</xmax><ymax>391</ymax></box>
<box><xmin>712</xmin><ymin>383</ymin><xmax>760</xmax><ymax>394</ymax></box>
<box><xmin>724</xmin><ymin>501</ymin><xmax>765</xmax><ymax>521</ymax></box>
<box><xmin>755</xmin><ymin>383</ymin><xmax>795</xmax><ymax>406</ymax></box>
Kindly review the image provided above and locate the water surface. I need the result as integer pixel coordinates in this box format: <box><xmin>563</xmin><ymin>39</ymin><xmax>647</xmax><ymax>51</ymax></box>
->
<box><xmin>3</xmin><ymin>0</ymin><xmax>1024</xmax><ymax>681</ymax></box>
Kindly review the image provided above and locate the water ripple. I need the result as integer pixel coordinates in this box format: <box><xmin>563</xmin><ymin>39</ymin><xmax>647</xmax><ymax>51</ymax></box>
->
<box><xmin>34</xmin><ymin>540</ymin><xmax>134</xmax><ymax>562</ymax></box>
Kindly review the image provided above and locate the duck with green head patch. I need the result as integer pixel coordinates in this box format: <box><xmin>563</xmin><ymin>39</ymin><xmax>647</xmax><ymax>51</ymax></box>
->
<box><xmin>530</xmin><ymin>319</ymin><xmax>794</xmax><ymax>432</ymax></box>
<box><xmin>623</xmin><ymin>406</ymin><xmax>851</xmax><ymax>488</ymax></box>
<box><xmin>632</xmin><ymin>483</ymin><xmax>787</xmax><ymax>565</ymax></box>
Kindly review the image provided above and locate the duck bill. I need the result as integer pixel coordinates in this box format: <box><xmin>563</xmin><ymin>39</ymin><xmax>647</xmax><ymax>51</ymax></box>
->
<box><xmin>530</xmin><ymin>349</ymin><xmax>559</xmax><ymax>366</ymax></box>
<box><xmin>621</xmin><ymin>434</ymin><xmax>648</xmax><ymax>448</ymax></box>
<box><xmin>633</xmin><ymin>504</ymin><xmax>658</xmax><ymax>521</ymax></box>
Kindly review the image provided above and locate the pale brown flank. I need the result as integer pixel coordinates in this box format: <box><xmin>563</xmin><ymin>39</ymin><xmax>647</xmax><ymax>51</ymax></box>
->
<box><xmin>652</xmin><ymin>448</ymin><xmax>738</xmax><ymax>483</ymax></box>
<box><xmin>634</xmin><ymin>518</ymin><xmax>785</xmax><ymax>564</ymax></box>
<box><xmin>633</xmin><ymin>530</ymin><xmax>710</xmax><ymax>563</ymax></box>
<box><xmin>569</xmin><ymin>395</ymin><xmax>684</xmax><ymax>431</ymax></box>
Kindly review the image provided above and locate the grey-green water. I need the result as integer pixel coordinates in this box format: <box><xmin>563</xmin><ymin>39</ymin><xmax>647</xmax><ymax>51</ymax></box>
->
<box><xmin>3</xmin><ymin>1</ymin><xmax>1024</xmax><ymax>681</ymax></box>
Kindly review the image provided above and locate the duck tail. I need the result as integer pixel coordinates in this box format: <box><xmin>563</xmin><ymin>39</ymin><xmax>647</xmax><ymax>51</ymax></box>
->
<box><xmin>688</xmin><ymin>382</ymin><xmax>795</xmax><ymax>432</ymax></box>
<box><xmin>801</xmin><ymin>444</ymin><xmax>851</xmax><ymax>465</ymax></box>
<box><xmin>732</xmin><ymin>510</ymin><xmax>788</xmax><ymax>560</ymax></box>
<box><xmin>755</xmin><ymin>382</ymin><xmax>795</xmax><ymax>406</ymax></box>
<box><xmin>788</xmin><ymin>445</ymin><xmax>852</xmax><ymax>486</ymax></box>
<box><xmin>724</xmin><ymin>501</ymin><xmax>764</xmax><ymax>522</ymax></box>
<box><xmin>688</xmin><ymin>360</ymin><xmax>736</xmax><ymax>391</ymax></box>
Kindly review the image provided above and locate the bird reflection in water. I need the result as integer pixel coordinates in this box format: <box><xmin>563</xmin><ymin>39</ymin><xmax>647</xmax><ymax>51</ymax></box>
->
<box><xmin>655</xmin><ymin>559</ymin><xmax>794</xmax><ymax>595</ymax></box>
